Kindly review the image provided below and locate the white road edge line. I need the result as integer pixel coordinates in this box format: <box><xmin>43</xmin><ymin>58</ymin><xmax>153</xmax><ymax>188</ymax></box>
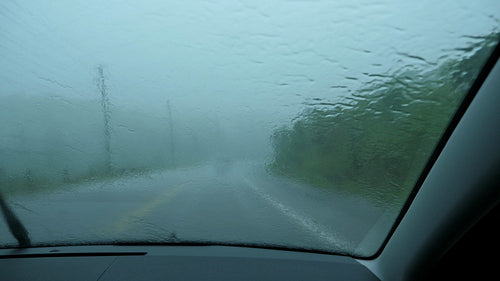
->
<box><xmin>243</xmin><ymin>177</ymin><xmax>350</xmax><ymax>250</ymax></box>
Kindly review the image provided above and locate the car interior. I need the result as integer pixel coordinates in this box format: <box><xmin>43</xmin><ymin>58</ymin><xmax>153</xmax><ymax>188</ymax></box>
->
<box><xmin>0</xmin><ymin>34</ymin><xmax>497</xmax><ymax>281</ymax></box>
<box><xmin>0</xmin><ymin>2</ymin><xmax>499</xmax><ymax>281</ymax></box>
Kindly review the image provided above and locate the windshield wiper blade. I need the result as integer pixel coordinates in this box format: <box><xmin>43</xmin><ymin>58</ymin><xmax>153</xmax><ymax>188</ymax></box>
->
<box><xmin>0</xmin><ymin>193</ymin><xmax>31</xmax><ymax>248</ymax></box>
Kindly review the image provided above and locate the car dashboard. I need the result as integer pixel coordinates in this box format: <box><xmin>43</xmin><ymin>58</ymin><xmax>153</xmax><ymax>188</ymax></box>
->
<box><xmin>0</xmin><ymin>245</ymin><xmax>379</xmax><ymax>281</ymax></box>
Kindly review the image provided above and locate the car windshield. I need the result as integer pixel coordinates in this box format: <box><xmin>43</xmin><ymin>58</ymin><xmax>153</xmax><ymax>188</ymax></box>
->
<box><xmin>1</xmin><ymin>0</ymin><xmax>499</xmax><ymax>257</ymax></box>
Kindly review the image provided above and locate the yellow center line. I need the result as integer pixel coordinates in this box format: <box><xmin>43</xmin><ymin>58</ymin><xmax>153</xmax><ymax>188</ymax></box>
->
<box><xmin>105</xmin><ymin>182</ymin><xmax>190</xmax><ymax>235</ymax></box>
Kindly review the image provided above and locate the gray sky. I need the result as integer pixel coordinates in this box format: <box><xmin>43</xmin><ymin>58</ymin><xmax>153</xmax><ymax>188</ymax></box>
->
<box><xmin>1</xmin><ymin>0</ymin><xmax>499</xmax><ymax>138</ymax></box>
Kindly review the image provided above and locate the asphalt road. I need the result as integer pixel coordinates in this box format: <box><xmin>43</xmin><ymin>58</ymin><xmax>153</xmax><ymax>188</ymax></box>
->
<box><xmin>0</xmin><ymin>161</ymin><xmax>394</xmax><ymax>256</ymax></box>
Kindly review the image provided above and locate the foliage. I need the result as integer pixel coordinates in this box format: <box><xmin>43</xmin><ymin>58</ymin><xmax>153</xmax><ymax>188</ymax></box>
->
<box><xmin>269</xmin><ymin>32</ymin><xmax>499</xmax><ymax>208</ymax></box>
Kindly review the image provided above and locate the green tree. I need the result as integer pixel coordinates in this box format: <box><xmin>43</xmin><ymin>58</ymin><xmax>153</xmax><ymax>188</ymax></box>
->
<box><xmin>269</xmin><ymin>32</ymin><xmax>499</xmax><ymax>208</ymax></box>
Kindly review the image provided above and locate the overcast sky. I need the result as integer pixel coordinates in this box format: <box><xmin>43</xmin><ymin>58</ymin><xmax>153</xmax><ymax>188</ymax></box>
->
<box><xmin>1</xmin><ymin>0</ymin><xmax>499</xmax><ymax>132</ymax></box>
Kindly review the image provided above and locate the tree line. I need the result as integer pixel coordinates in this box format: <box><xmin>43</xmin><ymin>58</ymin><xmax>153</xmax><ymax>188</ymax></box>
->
<box><xmin>269</xmin><ymin>32</ymin><xmax>499</xmax><ymax>208</ymax></box>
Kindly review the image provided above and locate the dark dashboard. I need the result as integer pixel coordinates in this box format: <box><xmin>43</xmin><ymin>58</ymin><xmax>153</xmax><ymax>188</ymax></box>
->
<box><xmin>0</xmin><ymin>245</ymin><xmax>378</xmax><ymax>281</ymax></box>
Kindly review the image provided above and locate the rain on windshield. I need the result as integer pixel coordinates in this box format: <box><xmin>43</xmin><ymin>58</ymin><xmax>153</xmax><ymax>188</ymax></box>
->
<box><xmin>1</xmin><ymin>0</ymin><xmax>499</xmax><ymax>257</ymax></box>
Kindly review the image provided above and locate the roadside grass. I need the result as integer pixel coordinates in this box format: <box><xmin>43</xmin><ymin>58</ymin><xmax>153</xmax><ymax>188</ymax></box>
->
<box><xmin>0</xmin><ymin>162</ymin><xmax>200</xmax><ymax>197</ymax></box>
<box><xmin>267</xmin><ymin>163</ymin><xmax>412</xmax><ymax>211</ymax></box>
<box><xmin>0</xmin><ymin>167</ymin><xmax>150</xmax><ymax>197</ymax></box>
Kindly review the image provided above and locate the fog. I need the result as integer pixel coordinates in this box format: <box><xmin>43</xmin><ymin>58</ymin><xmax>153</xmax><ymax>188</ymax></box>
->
<box><xmin>1</xmin><ymin>0</ymin><xmax>498</xmax><ymax>185</ymax></box>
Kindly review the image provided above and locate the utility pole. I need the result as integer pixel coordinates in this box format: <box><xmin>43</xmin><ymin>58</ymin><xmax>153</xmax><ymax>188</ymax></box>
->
<box><xmin>97</xmin><ymin>65</ymin><xmax>111</xmax><ymax>172</ymax></box>
<box><xmin>166</xmin><ymin>99</ymin><xmax>175</xmax><ymax>167</ymax></box>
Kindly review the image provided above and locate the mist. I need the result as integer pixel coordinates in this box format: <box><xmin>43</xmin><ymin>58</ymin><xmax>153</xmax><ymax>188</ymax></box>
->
<box><xmin>1</xmin><ymin>0</ymin><xmax>498</xmax><ymax>187</ymax></box>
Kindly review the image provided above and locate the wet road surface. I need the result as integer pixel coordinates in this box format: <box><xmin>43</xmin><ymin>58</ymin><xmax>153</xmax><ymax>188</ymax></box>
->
<box><xmin>0</xmin><ymin>161</ymin><xmax>393</xmax><ymax>255</ymax></box>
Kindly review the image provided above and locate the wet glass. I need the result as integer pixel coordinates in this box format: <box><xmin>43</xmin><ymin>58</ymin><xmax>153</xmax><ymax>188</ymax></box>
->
<box><xmin>1</xmin><ymin>0</ymin><xmax>499</xmax><ymax>257</ymax></box>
